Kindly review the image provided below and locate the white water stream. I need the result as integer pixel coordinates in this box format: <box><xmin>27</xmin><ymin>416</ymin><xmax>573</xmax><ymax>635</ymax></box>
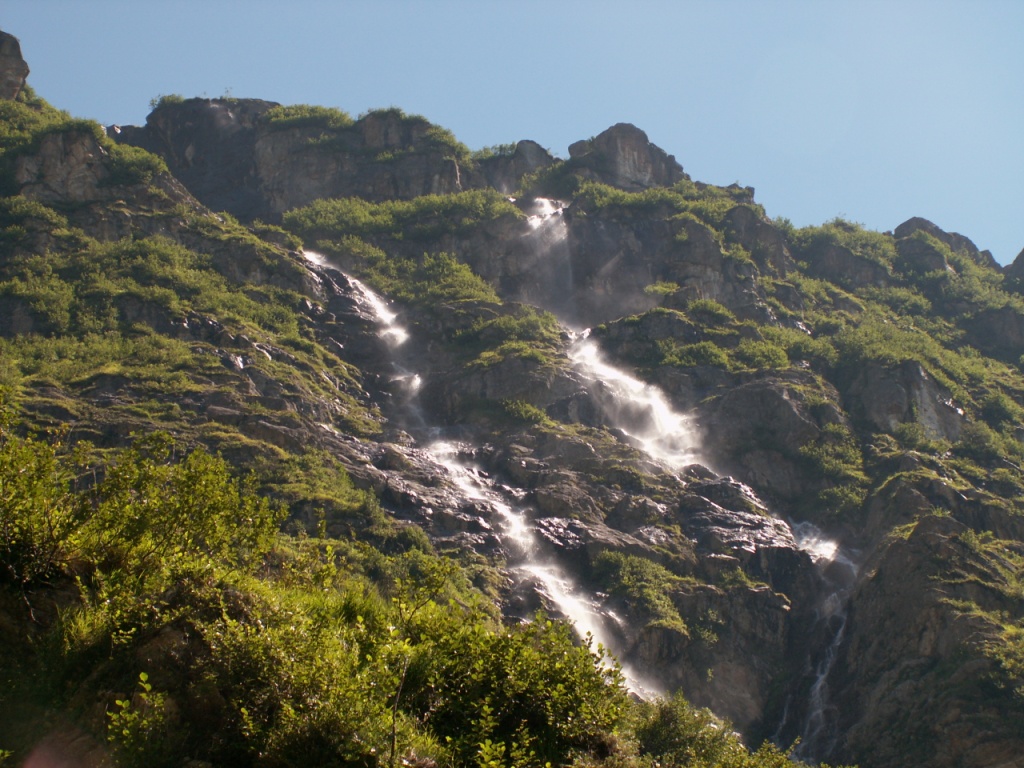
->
<box><xmin>789</xmin><ymin>521</ymin><xmax>860</xmax><ymax>761</ymax></box>
<box><xmin>306</xmin><ymin>251</ymin><xmax>422</xmax><ymax>397</ymax></box>
<box><xmin>307</xmin><ymin>236</ymin><xmax>861</xmax><ymax>729</ymax></box>
<box><xmin>526</xmin><ymin>197</ymin><xmax>568</xmax><ymax>235</ymax></box>
<box><xmin>302</xmin><ymin>249</ymin><xmax>653</xmax><ymax>694</ymax></box>
<box><xmin>521</xmin><ymin>206</ymin><xmax>865</xmax><ymax>754</ymax></box>
<box><xmin>427</xmin><ymin>441</ymin><xmax>657</xmax><ymax>696</ymax></box>
<box><xmin>569</xmin><ymin>333</ymin><xmax>702</xmax><ymax>470</ymax></box>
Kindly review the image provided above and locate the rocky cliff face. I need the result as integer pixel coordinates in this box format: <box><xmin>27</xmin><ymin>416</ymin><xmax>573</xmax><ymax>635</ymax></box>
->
<box><xmin>6</xmin><ymin>28</ymin><xmax>1024</xmax><ymax>768</ymax></box>
<box><xmin>112</xmin><ymin>99</ymin><xmax>557</xmax><ymax>222</ymax></box>
<box><xmin>0</xmin><ymin>30</ymin><xmax>28</xmax><ymax>100</ymax></box>
<box><xmin>567</xmin><ymin>123</ymin><xmax>687</xmax><ymax>191</ymax></box>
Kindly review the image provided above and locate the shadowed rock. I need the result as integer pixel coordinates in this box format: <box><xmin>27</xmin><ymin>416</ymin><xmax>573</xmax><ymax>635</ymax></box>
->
<box><xmin>0</xmin><ymin>31</ymin><xmax>29</xmax><ymax>100</ymax></box>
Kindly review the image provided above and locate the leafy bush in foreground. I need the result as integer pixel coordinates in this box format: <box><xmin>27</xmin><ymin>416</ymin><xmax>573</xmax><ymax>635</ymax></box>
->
<box><xmin>0</xmin><ymin>410</ymin><xmax>837</xmax><ymax>768</ymax></box>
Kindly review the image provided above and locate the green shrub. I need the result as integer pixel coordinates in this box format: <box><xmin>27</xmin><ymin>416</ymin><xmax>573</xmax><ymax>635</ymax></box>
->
<box><xmin>501</xmin><ymin>399</ymin><xmax>550</xmax><ymax>425</ymax></box>
<box><xmin>264</xmin><ymin>104</ymin><xmax>355</xmax><ymax>131</ymax></box>
<box><xmin>636</xmin><ymin>692</ymin><xmax>746</xmax><ymax>766</ymax></box>
<box><xmin>284</xmin><ymin>189</ymin><xmax>521</xmax><ymax>243</ymax></box>
<box><xmin>686</xmin><ymin>298</ymin><xmax>736</xmax><ymax>325</ymax></box>
<box><xmin>658</xmin><ymin>339</ymin><xmax>730</xmax><ymax>369</ymax></box>
<box><xmin>732</xmin><ymin>339</ymin><xmax>788</xmax><ymax>370</ymax></box>
<box><xmin>417</xmin><ymin>613</ymin><xmax>628</xmax><ymax>767</ymax></box>
<box><xmin>793</xmin><ymin>217</ymin><xmax>897</xmax><ymax>269</ymax></box>
<box><xmin>0</xmin><ymin>411</ymin><xmax>86</xmax><ymax>584</ymax></box>
<box><xmin>644</xmin><ymin>280</ymin><xmax>680</xmax><ymax>297</ymax></box>
<box><xmin>593</xmin><ymin>552</ymin><xmax>687</xmax><ymax>634</ymax></box>
<box><xmin>105</xmin><ymin>143</ymin><xmax>168</xmax><ymax>186</ymax></box>
<box><xmin>472</xmin><ymin>143</ymin><xmax>518</xmax><ymax>160</ymax></box>
<box><xmin>148</xmin><ymin>94</ymin><xmax>184</xmax><ymax>110</ymax></box>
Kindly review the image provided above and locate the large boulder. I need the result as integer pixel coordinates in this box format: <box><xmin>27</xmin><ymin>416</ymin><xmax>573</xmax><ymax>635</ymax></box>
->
<box><xmin>470</xmin><ymin>140</ymin><xmax>556</xmax><ymax>194</ymax></box>
<box><xmin>568</xmin><ymin>123</ymin><xmax>686</xmax><ymax>191</ymax></box>
<box><xmin>895</xmin><ymin>232</ymin><xmax>954</xmax><ymax>275</ymax></box>
<box><xmin>15</xmin><ymin>128</ymin><xmax>112</xmax><ymax>203</ymax></box>
<box><xmin>803</xmin><ymin>240</ymin><xmax>892</xmax><ymax>290</ymax></box>
<box><xmin>113</xmin><ymin>97</ymin><xmax>277</xmax><ymax>218</ymax></box>
<box><xmin>829</xmin><ymin>515</ymin><xmax>1024</xmax><ymax>767</ymax></box>
<box><xmin>700</xmin><ymin>371</ymin><xmax>848</xmax><ymax>507</ymax></box>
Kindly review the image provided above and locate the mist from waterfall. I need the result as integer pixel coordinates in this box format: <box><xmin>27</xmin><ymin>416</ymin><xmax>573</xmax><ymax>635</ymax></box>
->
<box><xmin>523</xmin><ymin>197</ymin><xmax>576</xmax><ymax>320</ymax></box>
<box><xmin>522</xmin><ymin>201</ymin><xmax>703</xmax><ymax>471</ymax></box>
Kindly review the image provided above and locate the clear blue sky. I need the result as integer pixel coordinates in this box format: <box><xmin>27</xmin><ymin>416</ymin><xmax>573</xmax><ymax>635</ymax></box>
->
<box><xmin>5</xmin><ymin>0</ymin><xmax>1023</xmax><ymax>263</ymax></box>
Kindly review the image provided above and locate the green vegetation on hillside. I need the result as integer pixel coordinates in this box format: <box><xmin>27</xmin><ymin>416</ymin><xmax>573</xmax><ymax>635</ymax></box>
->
<box><xmin>284</xmin><ymin>188</ymin><xmax>521</xmax><ymax>243</ymax></box>
<box><xmin>264</xmin><ymin>104</ymin><xmax>356</xmax><ymax>131</ymax></box>
<box><xmin>0</xmin><ymin>413</ymin><xmax>830</xmax><ymax>768</ymax></box>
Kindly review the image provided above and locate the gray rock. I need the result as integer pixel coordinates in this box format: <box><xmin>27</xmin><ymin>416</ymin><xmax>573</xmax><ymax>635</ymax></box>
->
<box><xmin>568</xmin><ymin>123</ymin><xmax>686</xmax><ymax>191</ymax></box>
<box><xmin>0</xmin><ymin>30</ymin><xmax>29</xmax><ymax>101</ymax></box>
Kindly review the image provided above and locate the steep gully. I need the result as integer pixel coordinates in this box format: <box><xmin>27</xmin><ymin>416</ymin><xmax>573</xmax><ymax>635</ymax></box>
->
<box><xmin>305</xmin><ymin>198</ymin><xmax>857</xmax><ymax>755</ymax></box>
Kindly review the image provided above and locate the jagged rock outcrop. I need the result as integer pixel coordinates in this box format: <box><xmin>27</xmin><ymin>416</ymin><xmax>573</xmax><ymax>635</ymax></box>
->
<box><xmin>514</xmin><ymin>196</ymin><xmax>763</xmax><ymax>327</ymax></box>
<box><xmin>112</xmin><ymin>99</ymin><xmax>470</xmax><ymax>220</ymax></box>
<box><xmin>650</xmin><ymin>583</ymin><xmax>795</xmax><ymax>734</ymax></box>
<box><xmin>895</xmin><ymin>216</ymin><xmax>998</xmax><ymax>270</ymax></box>
<box><xmin>803</xmin><ymin>238</ymin><xmax>892</xmax><ymax>290</ymax></box>
<box><xmin>0</xmin><ymin>30</ymin><xmax>28</xmax><ymax>100</ymax></box>
<box><xmin>723</xmin><ymin>203</ymin><xmax>795</xmax><ymax>277</ymax></box>
<box><xmin>13</xmin><ymin>126</ymin><xmax>204</xmax><ymax>242</ymax></box>
<box><xmin>567</xmin><ymin>123</ymin><xmax>686</xmax><ymax>191</ymax></box>
<box><xmin>701</xmin><ymin>372</ymin><xmax>848</xmax><ymax>509</ymax></box>
<box><xmin>114</xmin><ymin>101</ymin><xmax>557</xmax><ymax>223</ymax></box>
<box><xmin>16</xmin><ymin>128</ymin><xmax>116</xmax><ymax>204</ymax></box>
<box><xmin>895</xmin><ymin>230</ymin><xmax>955</xmax><ymax>275</ymax></box>
<box><xmin>830</xmin><ymin>515</ymin><xmax>1024</xmax><ymax>767</ymax></box>
<box><xmin>472</xmin><ymin>140</ymin><xmax>555</xmax><ymax>193</ymax></box>
<box><xmin>113</xmin><ymin>98</ymin><xmax>277</xmax><ymax>217</ymax></box>
<box><xmin>1003</xmin><ymin>246</ymin><xmax>1024</xmax><ymax>283</ymax></box>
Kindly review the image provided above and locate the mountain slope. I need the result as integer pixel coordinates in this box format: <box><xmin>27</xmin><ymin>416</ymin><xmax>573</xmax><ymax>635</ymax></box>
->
<box><xmin>3</xmin><ymin>27</ymin><xmax>1024</xmax><ymax>768</ymax></box>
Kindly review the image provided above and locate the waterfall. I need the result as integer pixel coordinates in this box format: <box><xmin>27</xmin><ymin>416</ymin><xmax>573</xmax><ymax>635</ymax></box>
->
<box><xmin>788</xmin><ymin>522</ymin><xmax>860</xmax><ymax>761</ymax></box>
<box><xmin>568</xmin><ymin>332</ymin><xmax>702</xmax><ymax>471</ymax></box>
<box><xmin>347</xmin><ymin>275</ymin><xmax>410</xmax><ymax>348</ymax></box>
<box><xmin>428</xmin><ymin>441</ymin><xmax>659</xmax><ymax>697</ymax></box>
<box><xmin>302</xmin><ymin>250</ymin><xmax>653</xmax><ymax>694</ymax></box>
<box><xmin>519</xmin><ymin>203</ymin><xmax>702</xmax><ymax>469</ymax></box>
<box><xmin>526</xmin><ymin>197</ymin><xmax>567</xmax><ymax>237</ymax></box>
<box><xmin>305</xmin><ymin>251</ymin><xmax>423</xmax><ymax>420</ymax></box>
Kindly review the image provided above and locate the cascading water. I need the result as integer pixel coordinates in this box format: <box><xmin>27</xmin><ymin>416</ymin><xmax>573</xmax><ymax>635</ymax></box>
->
<box><xmin>526</xmin><ymin>197</ymin><xmax>567</xmax><ymax>236</ymax></box>
<box><xmin>305</xmin><ymin>251</ymin><xmax>423</xmax><ymax>413</ymax></box>
<box><xmin>787</xmin><ymin>521</ymin><xmax>860</xmax><ymax>761</ymax></box>
<box><xmin>523</xmin><ymin>201</ymin><xmax>702</xmax><ymax>470</ymax></box>
<box><xmin>519</xmin><ymin>208</ymin><xmax>870</xmax><ymax>741</ymax></box>
<box><xmin>302</xmin><ymin>249</ymin><xmax>652</xmax><ymax>693</ymax></box>
<box><xmin>568</xmin><ymin>332</ymin><xmax>702</xmax><ymax>470</ymax></box>
<box><xmin>427</xmin><ymin>441</ymin><xmax>658</xmax><ymax>697</ymax></box>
